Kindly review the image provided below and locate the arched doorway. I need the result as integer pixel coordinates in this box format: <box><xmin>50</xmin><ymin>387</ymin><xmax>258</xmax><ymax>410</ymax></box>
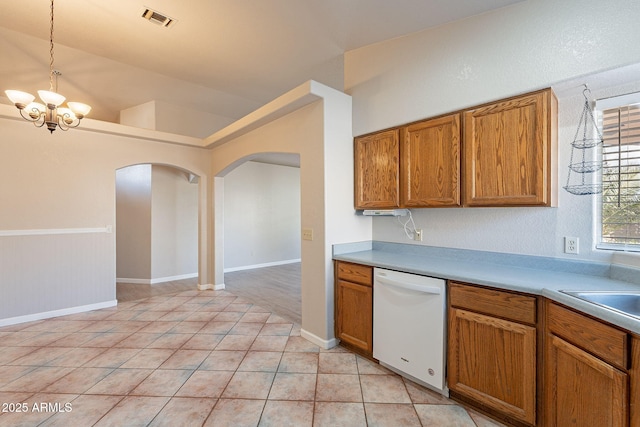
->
<box><xmin>115</xmin><ymin>163</ymin><xmax>200</xmax><ymax>301</ymax></box>
<box><xmin>221</xmin><ymin>154</ymin><xmax>302</xmax><ymax>323</ymax></box>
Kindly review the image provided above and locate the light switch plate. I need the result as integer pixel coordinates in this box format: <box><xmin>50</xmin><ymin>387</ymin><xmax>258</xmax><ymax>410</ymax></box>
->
<box><xmin>302</xmin><ymin>228</ymin><xmax>313</xmax><ymax>241</ymax></box>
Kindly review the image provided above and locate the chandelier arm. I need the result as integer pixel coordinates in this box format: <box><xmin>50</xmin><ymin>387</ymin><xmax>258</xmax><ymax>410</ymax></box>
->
<box><xmin>19</xmin><ymin>108</ymin><xmax>48</xmax><ymax>129</ymax></box>
<box><xmin>19</xmin><ymin>109</ymin><xmax>38</xmax><ymax>122</ymax></box>
<box><xmin>32</xmin><ymin>119</ymin><xmax>47</xmax><ymax>129</ymax></box>
<box><xmin>57</xmin><ymin>114</ymin><xmax>82</xmax><ymax>130</ymax></box>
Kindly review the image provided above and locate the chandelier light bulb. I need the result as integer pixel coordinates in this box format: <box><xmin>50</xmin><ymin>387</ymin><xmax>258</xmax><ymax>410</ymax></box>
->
<box><xmin>37</xmin><ymin>90</ymin><xmax>66</xmax><ymax>108</ymax></box>
<box><xmin>67</xmin><ymin>102</ymin><xmax>91</xmax><ymax>118</ymax></box>
<box><xmin>5</xmin><ymin>90</ymin><xmax>35</xmax><ymax>109</ymax></box>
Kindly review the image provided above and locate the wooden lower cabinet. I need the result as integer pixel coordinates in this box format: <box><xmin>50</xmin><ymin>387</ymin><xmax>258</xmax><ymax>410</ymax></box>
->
<box><xmin>334</xmin><ymin>261</ymin><xmax>373</xmax><ymax>357</ymax></box>
<box><xmin>332</xmin><ymin>264</ymin><xmax>640</xmax><ymax>426</ymax></box>
<box><xmin>544</xmin><ymin>301</ymin><xmax>630</xmax><ymax>427</ymax></box>
<box><xmin>545</xmin><ymin>334</ymin><xmax>627</xmax><ymax>426</ymax></box>
<box><xmin>631</xmin><ymin>337</ymin><xmax>640</xmax><ymax>427</ymax></box>
<box><xmin>448</xmin><ymin>282</ymin><xmax>537</xmax><ymax>426</ymax></box>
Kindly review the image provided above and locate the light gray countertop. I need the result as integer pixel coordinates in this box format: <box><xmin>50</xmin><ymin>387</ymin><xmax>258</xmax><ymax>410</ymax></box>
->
<box><xmin>333</xmin><ymin>241</ymin><xmax>640</xmax><ymax>335</ymax></box>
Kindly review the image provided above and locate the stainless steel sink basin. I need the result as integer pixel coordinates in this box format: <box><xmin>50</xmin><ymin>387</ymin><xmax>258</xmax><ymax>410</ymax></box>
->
<box><xmin>561</xmin><ymin>291</ymin><xmax>640</xmax><ymax>319</ymax></box>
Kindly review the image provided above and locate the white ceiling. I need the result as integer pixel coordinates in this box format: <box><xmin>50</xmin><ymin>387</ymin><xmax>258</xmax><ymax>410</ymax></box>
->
<box><xmin>0</xmin><ymin>0</ymin><xmax>523</xmax><ymax>127</ymax></box>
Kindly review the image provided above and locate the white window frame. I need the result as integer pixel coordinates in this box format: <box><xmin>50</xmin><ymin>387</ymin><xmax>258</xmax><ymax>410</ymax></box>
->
<box><xmin>595</xmin><ymin>92</ymin><xmax>640</xmax><ymax>252</ymax></box>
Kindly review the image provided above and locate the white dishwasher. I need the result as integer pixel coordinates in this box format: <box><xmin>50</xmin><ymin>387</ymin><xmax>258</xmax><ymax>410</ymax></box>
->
<box><xmin>373</xmin><ymin>268</ymin><xmax>447</xmax><ymax>395</ymax></box>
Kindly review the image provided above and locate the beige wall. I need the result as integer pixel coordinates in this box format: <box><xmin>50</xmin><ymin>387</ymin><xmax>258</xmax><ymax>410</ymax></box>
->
<box><xmin>345</xmin><ymin>0</ymin><xmax>640</xmax><ymax>263</ymax></box>
<box><xmin>120</xmin><ymin>100</ymin><xmax>236</xmax><ymax>139</ymax></box>
<box><xmin>116</xmin><ymin>164</ymin><xmax>152</xmax><ymax>280</ymax></box>
<box><xmin>208</xmin><ymin>83</ymin><xmax>369</xmax><ymax>346</ymax></box>
<box><xmin>0</xmin><ymin>111</ymin><xmax>211</xmax><ymax>324</ymax></box>
<box><xmin>0</xmin><ymin>81</ymin><xmax>366</xmax><ymax>345</ymax></box>
<box><xmin>151</xmin><ymin>165</ymin><xmax>198</xmax><ymax>281</ymax></box>
<box><xmin>223</xmin><ymin>161</ymin><xmax>301</xmax><ymax>270</ymax></box>
<box><xmin>116</xmin><ymin>164</ymin><xmax>198</xmax><ymax>282</ymax></box>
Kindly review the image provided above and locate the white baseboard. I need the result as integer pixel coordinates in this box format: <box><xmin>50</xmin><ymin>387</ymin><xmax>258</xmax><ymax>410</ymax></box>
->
<box><xmin>198</xmin><ymin>283</ymin><xmax>225</xmax><ymax>291</ymax></box>
<box><xmin>301</xmin><ymin>328</ymin><xmax>338</xmax><ymax>350</ymax></box>
<box><xmin>224</xmin><ymin>258</ymin><xmax>301</xmax><ymax>273</ymax></box>
<box><xmin>0</xmin><ymin>300</ymin><xmax>118</xmax><ymax>327</ymax></box>
<box><xmin>117</xmin><ymin>272</ymin><xmax>198</xmax><ymax>285</ymax></box>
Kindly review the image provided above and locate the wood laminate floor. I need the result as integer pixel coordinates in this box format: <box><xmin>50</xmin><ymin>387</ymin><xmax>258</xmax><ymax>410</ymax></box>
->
<box><xmin>116</xmin><ymin>278</ymin><xmax>199</xmax><ymax>302</ymax></box>
<box><xmin>224</xmin><ymin>263</ymin><xmax>301</xmax><ymax>325</ymax></box>
<box><xmin>116</xmin><ymin>263</ymin><xmax>301</xmax><ymax>325</ymax></box>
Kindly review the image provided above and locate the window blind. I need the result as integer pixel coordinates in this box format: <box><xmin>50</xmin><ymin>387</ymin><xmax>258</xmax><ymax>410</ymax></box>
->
<box><xmin>600</xmin><ymin>104</ymin><xmax>640</xmax><ymax>248</ymax></box>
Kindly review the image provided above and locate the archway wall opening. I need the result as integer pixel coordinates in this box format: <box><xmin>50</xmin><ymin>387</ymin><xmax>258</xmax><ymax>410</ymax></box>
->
<box><xmin>0</xmin><ymin>113</ymin><xmax>213</xmax><ymax>326</ymax></box>
<box><xmin>222</xmin><ymin>156</ymin><xmax>301</xmax><ymax>272</ymax></box>
<box><xmin>115</xmin><ymin>164</ymin><xmax>199</xmax><ymax>284</ymax></box>
<box><xmin>209</xmin><ymin>82</ymin><xmax>371</xmax><ymax>346</ymax></box>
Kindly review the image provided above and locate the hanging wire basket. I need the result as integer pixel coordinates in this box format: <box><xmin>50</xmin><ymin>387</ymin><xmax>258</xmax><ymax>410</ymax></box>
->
<box><xmin>564</xmin><ymin>183</ymin><xmax>603</xmax><ymax>195</ymax></box>
<box><xmin>568</xmin><ymin>161</ymin><xmax>602</xmax><ymax>174</ymax></box>
<box><xmin>564</xmin><ymin>85</ymin><xmax>604</xmax><ymax>196</ymax></box>
<box><xmin>571</xmin><ymin>138</ymin><xmax>603</xmax><ymax>150</ymax></box>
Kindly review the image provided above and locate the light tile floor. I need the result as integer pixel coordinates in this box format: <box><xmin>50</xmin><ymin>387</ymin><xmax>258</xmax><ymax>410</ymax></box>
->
<box><xmin>0</xmin><ymin>289</ymin><xmax>506</xmax><ymax>426</ymax></box>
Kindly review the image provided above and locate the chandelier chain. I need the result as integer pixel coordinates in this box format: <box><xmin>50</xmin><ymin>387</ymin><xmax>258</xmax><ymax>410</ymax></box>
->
<box><xmin>49</xmin><ymin>0</ymin><xmax>55</xmax><ymax>92</ymax></box>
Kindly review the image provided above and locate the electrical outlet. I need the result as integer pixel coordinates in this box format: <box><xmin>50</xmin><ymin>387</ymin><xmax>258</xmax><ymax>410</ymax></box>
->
<box><xmin>414</xmin><ymin>229</ymin><xmax>423</xmax><ymax>242</ymax></box>
<box><xmin>564</xmin><ymin>237</ymin><xmax>579</xmax><ymax>254</ymax></box>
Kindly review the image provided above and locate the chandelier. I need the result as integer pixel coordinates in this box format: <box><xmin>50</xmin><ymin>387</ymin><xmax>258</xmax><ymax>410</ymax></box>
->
<box><xmin>4</xmin><ymin>0</ymin><xmax>91</xmax><ymax>133</ymax></box>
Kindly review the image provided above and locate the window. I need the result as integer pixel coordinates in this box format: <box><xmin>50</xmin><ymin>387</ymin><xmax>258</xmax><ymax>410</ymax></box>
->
<box><xmin>597</xmin><ymin>95</ymin><xmax>640</xmax><ymax>250</ymax></box>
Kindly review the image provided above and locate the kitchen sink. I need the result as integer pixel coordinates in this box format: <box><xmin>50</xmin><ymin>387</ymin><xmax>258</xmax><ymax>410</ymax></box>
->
<box><xmin>561</xmin><ymin>291</ymin><xmax>640</xmax><ymax>319</ymax></box>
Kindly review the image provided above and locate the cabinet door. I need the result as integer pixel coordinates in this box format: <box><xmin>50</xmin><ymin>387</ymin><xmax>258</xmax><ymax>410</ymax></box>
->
<box><xmin>354</xmin><ymin>129</ymin><xmax>400</xmax><ymax>209</ymax></box>
<box><xmin>631</xmin><ymin>337</ymin><xmax>640</xmax><ymax>427</ymax></box>
<box><xmin>463</xmin><ymin>89</ymin><xmax>556</xmax><ymax>207</ymax></box>
<box><xmin>448</xmin><ymin>307</ymin><xmax>536</xmax><ymax>425</ymax></box>
<box><xmin>336</xmin><ymin>279</ymin><xmax>373</xmax><ymax>354</ymax></box>
<box><xmin>401</xmin><ymin>114</ymin><xmax>461</xmax><ymax>207</ymax></box>
<box><xmin>545</xmin><ymin>334</ymin><xmax>628</xmax><ymax>427</ymax></box>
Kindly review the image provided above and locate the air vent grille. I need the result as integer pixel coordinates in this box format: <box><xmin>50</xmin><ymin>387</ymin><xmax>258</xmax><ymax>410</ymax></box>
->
<box><xmin>141</xmin><ymin>7</ymin><xmax>175</xmax><ymax>28</ymax></box>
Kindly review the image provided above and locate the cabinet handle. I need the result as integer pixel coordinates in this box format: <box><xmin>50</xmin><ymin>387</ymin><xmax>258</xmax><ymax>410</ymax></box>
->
<box><xmin>375</xmin><ymin>275</ymin><xmax>441</xmax><ymax>295</ymax></box>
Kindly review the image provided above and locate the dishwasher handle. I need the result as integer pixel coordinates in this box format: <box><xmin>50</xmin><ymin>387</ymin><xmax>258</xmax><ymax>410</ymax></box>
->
<box><xmin>375</xmin><ymin>274</ymin><xmax>442</xmax><ymax>295</ymax></box>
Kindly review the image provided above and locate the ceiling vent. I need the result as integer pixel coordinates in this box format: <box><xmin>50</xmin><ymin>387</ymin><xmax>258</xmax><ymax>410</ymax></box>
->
<box><xmin>141</xmin><ymin>7</ymin><xmax>175</xmax><ymax>28</ymax></box>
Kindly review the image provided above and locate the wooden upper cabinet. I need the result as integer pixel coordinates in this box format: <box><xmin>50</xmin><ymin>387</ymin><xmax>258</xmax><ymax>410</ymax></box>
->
<box><xmin>401</xmin><ymin>114</ymin><xmax>461</xmax><ymax>207</ymax></box>
<box><xmin>463</xmin><ymin>88</ymin><xmax>557</xmax><ymax>207</ymax></box>
<box><xmin>354</xmin><ymin>129</ymin><xmax>400</xmax><ymax>209</ymax></box>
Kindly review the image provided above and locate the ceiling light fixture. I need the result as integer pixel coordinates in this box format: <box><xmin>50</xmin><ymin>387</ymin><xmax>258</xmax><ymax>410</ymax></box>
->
<box><xmin>4</xmin><ymin>0</ymin><xmax>91</xmax><ymax>133</ymax></box>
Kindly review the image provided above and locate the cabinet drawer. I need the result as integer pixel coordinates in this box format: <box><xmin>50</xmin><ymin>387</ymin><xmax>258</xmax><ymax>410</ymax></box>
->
<box><xmin>547</xmin><ymin>302</ymin><xmax>628</xmax><ymax>370</ymax></box>
<box><xmin>337</xmin><ymin>262</ymin><xmax>372</xmax><ymax>286</ymax></box>
<box><xmin>449</xmin><ymin>282</ymin><xmax>536</xmax><ymax>325</ymax></box>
